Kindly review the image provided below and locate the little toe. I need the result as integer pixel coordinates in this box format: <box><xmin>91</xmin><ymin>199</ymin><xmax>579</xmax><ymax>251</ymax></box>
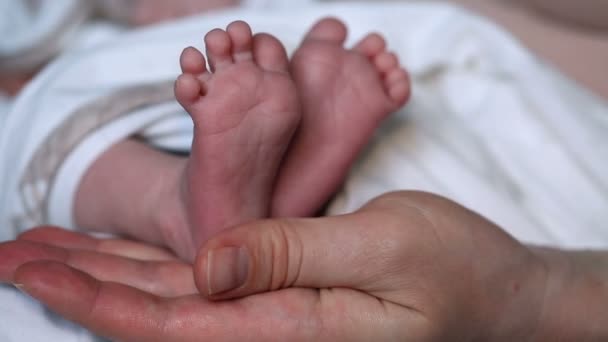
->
<box><xmin>226</xmin><ymin>21</ymin><xmax>254</xmax><ymax>62</ymax></box>
<box><xmin>374</xmin><ymin>52</ymin><xmax>399</xmax><ymax>74</ymax></box>
<box><xmin>175</xmin><ymin>73</ymin><xmax>204</xmax><ymax>108</ymax></box>
<box><xmin>353</xmin><ymin>33</ymin><xmax>386</xmax><ymax>58</ymax></box>
<box><xmin>385</xmin><ymin>68</ymin><xmax>411</xmax><ymax>105</ymax></box>
<box><xmin>252</xmin><ymin>33</ymin><xmax>289</xmax><ymax>73</ymax></box>
<box><xmin>180</xmin><ymin>47</ymin><xmax>207</xmax><ymax>74</ymax></box>
<box><xmin>303</xmin><ymin>17</ymin><xmax>347</xmax><ymax>44</ymax></box>
<box><xmin>204</xmin><ymin>28</ymin><xmax>233</xmax><ymax>71</ymax></box>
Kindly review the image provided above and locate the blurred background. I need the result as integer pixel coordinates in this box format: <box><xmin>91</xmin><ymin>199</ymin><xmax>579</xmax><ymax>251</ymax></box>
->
<box><xmin>1</xmin><ymin>0</ymin><xmax>607</xmax><ymax>99</ymax></box>
<box><xmin>330</xmin><ymin>0</ymin><xmax>608</xmax><ymax>99</ymax></box>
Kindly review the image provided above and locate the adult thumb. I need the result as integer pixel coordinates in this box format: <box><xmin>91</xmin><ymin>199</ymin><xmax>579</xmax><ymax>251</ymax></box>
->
<box><xmin>194</xmin><ymin>208</ymin><xmax>404</xmax><ymax>300</ymax></box>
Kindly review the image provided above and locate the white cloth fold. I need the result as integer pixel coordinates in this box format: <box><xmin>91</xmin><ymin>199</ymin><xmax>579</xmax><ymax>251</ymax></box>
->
<box><xmin>0</xmin><ymin>91</ymin><xmax>10</xmax><ymax>127</ymax></box>
<box><xmin>0</xmin><ymin>0</ymin><xmax>93</xmax><ymax>72</ymax></box>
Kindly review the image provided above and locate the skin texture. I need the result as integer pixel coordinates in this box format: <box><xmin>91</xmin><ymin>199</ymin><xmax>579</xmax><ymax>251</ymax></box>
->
<box><xmin>1</xmin><ymin>191</ymin><xmax>606</xmax><ymax>341</ymax></box>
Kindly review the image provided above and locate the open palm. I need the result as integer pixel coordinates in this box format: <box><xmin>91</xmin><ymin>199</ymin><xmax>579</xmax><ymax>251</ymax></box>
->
<box><xmin>0</xmin><ymin>227</ymin><xmax>410</xmax><ymax>341</ymax></box>
<box><xmin>0</xmin><ymin>192</ymin><xmax>551</xmax><ymax>341</ymax></box>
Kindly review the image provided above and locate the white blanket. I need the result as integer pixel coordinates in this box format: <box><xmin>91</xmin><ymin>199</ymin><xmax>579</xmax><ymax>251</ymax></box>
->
<box><xmin>0</xmin><ymin>0</ymin><xmax>312</xmax><ymax>72</ymax></box>
<box><xmin>0</xmin><ymin>0</ymin><xmax>93</xmax><ymax>72</ymax></box>
<box><xmin>1</xmin><ymin>2</ymin><xmax>607</xmax><ymax>340</ymax></box>
<box><xmin>0</xmin><ymin>92</ymin><xmax>9</xmax><ymax>126</ymax></box>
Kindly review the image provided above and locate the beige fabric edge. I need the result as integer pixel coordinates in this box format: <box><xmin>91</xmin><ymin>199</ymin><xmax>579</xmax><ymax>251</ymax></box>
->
<box><xmin>13</xmin><ymin>80</ymin><xmax>174</xmax><ymax>230</ymax></box>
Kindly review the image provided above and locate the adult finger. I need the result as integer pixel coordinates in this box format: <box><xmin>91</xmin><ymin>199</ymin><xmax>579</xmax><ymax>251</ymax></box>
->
<box><xmin>19</xmin><ymin>226</ymin><xmax>177</xmax><ymax>261</ymax></box>
<box><xmin>12</xmin><ymin>261</ymin><xmax>320</xmax><ymax>341</ymax></box>
<box><xmin>0</xmin><ymin>240</ymin><xmax>195</xmax><ymax>297</ymax></box>
<box><xmin>14</xmin><ymin>261</ymin><xmax>189</xmax><ymax>342</ymax></box>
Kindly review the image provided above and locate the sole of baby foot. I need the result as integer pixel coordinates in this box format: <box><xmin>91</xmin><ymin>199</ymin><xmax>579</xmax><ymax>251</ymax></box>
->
<box><xmin>170</xmin><ymin>21</ymin><xmax>300</xmax><ymax>260</ymax></box>
<box><xmin>271</xmin><ymin>17</ymin><xmax>411</xmax><ymax>218</ymax></box>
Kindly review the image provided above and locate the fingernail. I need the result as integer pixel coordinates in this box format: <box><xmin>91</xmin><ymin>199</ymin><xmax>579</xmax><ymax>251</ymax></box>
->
<box><xmin>206</xmin><ymin>247</ymin><xmax>249</xmax><ymax>296</ymax></box>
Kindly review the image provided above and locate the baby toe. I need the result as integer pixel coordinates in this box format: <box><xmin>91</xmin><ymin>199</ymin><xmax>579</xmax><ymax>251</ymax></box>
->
<box><xmin>180</xmin><ymin>47</ymin><xmax>207</xmax><ymax>74</ymax></box>
<box><xmin>226</xmin><ymin>20</ymin><xmax>254</xmax><ymax>62</ymax></box>
<box><xmin>252</xmin><ymin>33</ymin><xmax>289</xmax><ymax>73</ymax></box>
<box><xmin>353</xmin><ymin>33</ymin><xmax>386</xmax><ymax>58</ymax></box>
<box><xmin>303</xmin><ymin>17</ymin><xmax>347</xmax><ymax>44</ymax></box>
<box><xmin>385</xmin><ymin>68</ymin><xmax>411</xmax><ymax>106</ymax></box>
<box><xmin>204</xmin><ymin>28</ymin><xmax>233</xmax><ymax>71</ymax></box>
<box><xmin>175</xmin><ymin>73</ymin><xmax>204</xmax><ymax>108</ymax></box>
<box><xmin>374</xmin><ymin>51</ymin><xmax>399</xmax><ymax>74</ymax></box>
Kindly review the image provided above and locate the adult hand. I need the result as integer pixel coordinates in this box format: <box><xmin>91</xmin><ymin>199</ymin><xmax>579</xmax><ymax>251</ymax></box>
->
<box><xmin>0</xmin><ymin>191</ymin><xmax>603</xmax><ymax>341</ymax></box>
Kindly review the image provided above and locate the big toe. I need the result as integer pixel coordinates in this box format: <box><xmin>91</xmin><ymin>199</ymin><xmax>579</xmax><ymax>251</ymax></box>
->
<box><xmin>252</xmin><ymin>33</ymin><xmax>289</xmax><ymax>73</ymax></box>
<box><xmin>303</xmin><ymin>17</ymin><xmax>347</xmax><ymax>44</ymax></box>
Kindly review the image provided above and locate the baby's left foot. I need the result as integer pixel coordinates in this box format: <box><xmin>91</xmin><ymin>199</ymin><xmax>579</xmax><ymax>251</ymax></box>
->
<box><xmin>169</xmin><ymin>21</ymin><xmax>300</xmax><ymax>260</ymax></box>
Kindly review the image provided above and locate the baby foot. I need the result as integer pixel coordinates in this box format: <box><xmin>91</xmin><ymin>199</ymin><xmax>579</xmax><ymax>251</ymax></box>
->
<box><xmin>272</xmin><ymin>17</ymin><xmax>411</xmax><ymax>217</ymax></box>
<box><xmin>171</xmin><ymin>21</ymin><xmax>300</xmax><ymax>260</ymax></box>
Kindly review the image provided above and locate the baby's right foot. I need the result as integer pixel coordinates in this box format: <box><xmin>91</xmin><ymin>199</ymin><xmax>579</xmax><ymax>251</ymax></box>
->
<box><xmin>272</xmin><ymin>18</ymin><xmax>411</xmax><ymax>217</ymax></box>
<box><xmin>170</xmin><ymin>21</ymin><xmax>300</xmax><ymax>260</ymax></box>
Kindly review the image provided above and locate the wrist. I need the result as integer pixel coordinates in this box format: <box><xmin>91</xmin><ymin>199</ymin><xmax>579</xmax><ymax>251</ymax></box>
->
<box><xmin>474</xmin><ymin>245</ymin><xmax>549</xmax><ymax>341</ymax></box>
<box><xmin>529</xmin><ymin>247</ymin><xmax>608</xmax><ymax>340</ymax></box>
